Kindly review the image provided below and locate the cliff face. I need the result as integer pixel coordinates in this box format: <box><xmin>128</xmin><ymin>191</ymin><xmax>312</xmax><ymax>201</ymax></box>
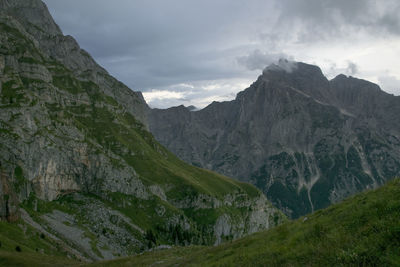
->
<box><xmin>0</xmin><ymin>0</ymin><xmax>285</xmax><ymax>260</ymax></box>
<box><xmin>149</xmin><ymin>61</ymin><xmax>400</xmax><ymax>218</ymax></box>
<box><xmin>0</xmin><ymin>0</ymin><xmax>149</xmax><ymax>203</ymax></box>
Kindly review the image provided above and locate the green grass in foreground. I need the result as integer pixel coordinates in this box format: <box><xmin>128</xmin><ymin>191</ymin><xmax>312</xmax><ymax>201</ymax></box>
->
<box><xmin>1</xmin><ymin>179</ymin><xmax>399</xmax><ymax>266</ymax></box>
<box><xmin>0</xmin><ymin>251</ymin><xmax>79</xmax><ymax>267</ymax></box>
<box><xmin>91</xmin><ymin>179</ymin><xmax>400</xmax><ymax>266</ymax></box>
<box><xmin>0</xmin><ymin>220</ymin><xmax>80</xmax><ymax>266</ymax></box>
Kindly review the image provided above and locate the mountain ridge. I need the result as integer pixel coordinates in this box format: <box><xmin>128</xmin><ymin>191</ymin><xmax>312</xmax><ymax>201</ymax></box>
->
<box><xmin>0</xmin><ymin>0</ymin><xmax>150</xmax><ymax>126</ymax></box>
<box><xmin>149</xmin><ymin>61</ymin><xmax>400</xmax><ymax>218</ymax></box>
<box><xmin>0</xmin><ymin>0</ymin><xmax>285</xmax><ymax>260</ymax></box>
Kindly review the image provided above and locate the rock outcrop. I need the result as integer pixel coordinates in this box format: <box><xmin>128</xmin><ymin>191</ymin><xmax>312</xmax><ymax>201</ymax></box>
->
<box><xmin>149</xmin><ymin>61</ymin><xmax>400</xmax><ymax>218</ymax></box>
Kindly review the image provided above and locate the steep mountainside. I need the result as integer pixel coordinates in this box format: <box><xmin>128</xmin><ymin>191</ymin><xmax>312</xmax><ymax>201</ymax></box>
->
<box><xmin>149</xmin><ymin>61</ymin><xmax>400</xmax><ymax>218</ymax></box>
<box><xmin>101</xmin><ymin>179</ymin><xmax>400</xmax><ymax>267</ymax></box>
<box><xmin>0</xmin><ymin>0</ymin><xmax>285</xmax><ymax>261</ymax></box>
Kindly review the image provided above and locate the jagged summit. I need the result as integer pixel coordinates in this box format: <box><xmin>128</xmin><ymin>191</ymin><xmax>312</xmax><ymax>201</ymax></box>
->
<box><xmin>186</xmin><ymin>105</ymin><xmax>198</xmax><ymax>111</ymax></box>
<box><xmin>263</xmin><ymin>59</ymin><xmax>298</xmax><ymax>73</ymax></box>
<box><xmin>330</xmin><ymin>73</ymin><xmax>382</xmax><ymax>92</ymax></box>
<box><xmin>331</xmin><ymin>73</ymin><xmax>348</xmax><ymax>80</ymax></box>
<box><xmin>235</xmin><ymin>61</ymin><xmax>332</xmax><ymax>107</ymax></box>
<box><xmin>149</xmin><ymin>61</ymin><xmax>400</xmax><ymax>219</ymax></box>
<box><xmin>262</xmin><ymin>61</ymin><xmax>324</xmax><ymax>79</ymax></box>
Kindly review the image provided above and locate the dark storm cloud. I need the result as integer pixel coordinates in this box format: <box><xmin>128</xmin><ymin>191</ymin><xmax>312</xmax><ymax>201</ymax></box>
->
<box><xmin>43</xmin><ymin>0</ymin><xmax>273</xmax><ymax>91</ymax></box>
<box><xmin>42</xmin><ymin>0</ymin><xmax>400</xmax><ymax>107</ymax></box>
<box><xmin>273</xmin><ymin>0</ymin><xmax>400</xmax><ymax>42</ymax></box>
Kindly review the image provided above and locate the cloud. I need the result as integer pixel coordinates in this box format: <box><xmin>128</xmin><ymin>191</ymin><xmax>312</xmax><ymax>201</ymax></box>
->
<box><xmin>273</xmin><ymin>0</ymin><xmax>400</xmax><ymax>43</ymax></box>
<box><xmin>378</xmin><ymin>75</ymin><xmax>400</xmax><ymax>95</ymax></box>
<box><xmin>143</xmin><ymin>79</ymin><xmax>254</xmax><ymax>109</ymax></box>
<box><xmin>324</xmin><ymin>61</ymin><xmax>359</xmax><ymax>78</ymax></box>
<box><xmin>237</xmin><ymin>50</ymin><xmax>288</xmax><ymax>71</ymax></box>
<box><xmin>345</xmin><ymin>61</ymin><xmax>359</xmax><ymax>76</ymax></box>
<box><xmin>263</xmin><ymin>59</ymin><xmax>298</xmax><ymax>73</ymax></box>
<box><xmin>42</xmin><ymin>0</ymin><xmax>400</xmax><ymax>108</ymax></box>
<box><xmin>142</xmin><ymin>90</ymin><xmax>186</xmax><ymax>103</ymax></box>
<box><xmin>43</xmin><ymin>0</ymin><xmax>262</xmax><ymax>90</ymax></box>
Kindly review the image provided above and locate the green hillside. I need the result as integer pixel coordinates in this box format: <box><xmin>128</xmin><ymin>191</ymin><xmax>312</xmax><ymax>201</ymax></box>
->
<box><xmin>0</xmin><ymin>2</ymin><xmax>284</xmax><ymax>260</ymax></box>
<box><xmin>1</xmin><ymin>1</ymin><xmax>399</xmax><ymax>266</ymax></box>
<box><xmin>1</xmin><ymin>179</ymin><xmax>398</xmax><ymax>266</ymax></box>
<box><xmin>91</xmin><ymin>178</ymin><xmax>400</xmax><ymax>266</ymax></box>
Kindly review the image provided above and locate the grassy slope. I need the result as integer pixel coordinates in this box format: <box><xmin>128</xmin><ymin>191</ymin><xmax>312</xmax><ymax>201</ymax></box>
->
<box><xmin>92</xmin><ymin>179</ymin><xmax>400</xmax><ymax>266</ymax></box>
<box><xmin>1</xmin><ymin>179</ymin><xmax>398</xmax><ymax>266</ymax></box>
<box><xmin>0</xmin><ymin>17</ymin><xmax>279</xmax><ymax>259</ymax></box>
<box><xmin>0</xmin><ymin>251</ymin><xmax>78</xmax><ymax>267</ymax></box>
<box><xmin>0</xmin><ymin>220</ymin><xmax>80</xmax><ymax>266</ymax></box>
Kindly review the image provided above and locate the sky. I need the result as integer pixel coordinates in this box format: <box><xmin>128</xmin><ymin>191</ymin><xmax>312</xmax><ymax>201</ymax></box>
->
<box><xmin>43</xmin><ymin>0</ymin><xmax>400</xmax><ymax>109</ymax></box>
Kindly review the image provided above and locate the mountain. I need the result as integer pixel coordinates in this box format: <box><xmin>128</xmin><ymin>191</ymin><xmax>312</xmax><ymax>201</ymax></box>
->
<box><xmin>102</xmin><ymin>178</ymin><xmax>400</xmax><ymax>266</ymax></box>
<box><xmin>149</xmin><ymin>60</ymin><xmax>400</xmax><ymax>218</ymax></box>
<box><xmin>0</xmin><ymin>0</ymin><xmax>285</xmax><ymax>261</ymax></box>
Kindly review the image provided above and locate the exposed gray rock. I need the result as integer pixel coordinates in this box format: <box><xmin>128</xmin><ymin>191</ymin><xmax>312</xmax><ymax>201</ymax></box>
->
<box><xmin>149</xmin><ymin>185</ymin><xmax>167</xmax><ymax>202</ymax></box>
<box><xmin>213</xmin><ymin>214</ymin><xmax>231</xmax><ymax>245</ymax></box>
<box><xmin>149</xmin><ymin>62</ymin><xmax>400</xmax><ymax>218</ymax></box>
<box><xmin>19</xmin><ymin>208</ymin><xmax>88</xmax><ymax>261</ymax></box>
<box><xmin>42</xmin><ymin>210</ymin><xmax>99</xmax><ymax>260</ymax></box>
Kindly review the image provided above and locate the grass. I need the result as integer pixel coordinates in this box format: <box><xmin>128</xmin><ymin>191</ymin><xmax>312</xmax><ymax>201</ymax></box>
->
<box><xmin>3</xmin><ymin>179</ymin><xmax>399</xmax><ymax>266</ymax></box>
<box><xmin>0</xmin><ymin>251</ymin><xmax>79</xmax><ymax>267</ymax></box>
<box><xmin>1</xmin><ymin>12</ymin><xmax>400</xmax><ymax>267</ymax></box>
<box><xmin>90</xmin><ymin>178</ymin><xmax>400</xmax><ymax>266</ymax></box>
<box><xmin>1</xmin><ymin>15</ymin><xmax>281</xmax><ymax>263</ymax></box>
<box><xmin>102</xmin><ymin>192</ymin><xmax>181</xmax><ymax>232</ymax></box>
<box><xmin>0</xmin><ymin>220</ymin><xmax>80</xmax><ymax>266</ymax></box>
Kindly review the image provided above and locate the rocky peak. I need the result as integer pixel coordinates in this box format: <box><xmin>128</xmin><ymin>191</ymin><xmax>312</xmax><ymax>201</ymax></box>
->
<box><xmin>329</xmin><ymin>73</ymin><xmax>393</xmax><ymax>119</ymax></box>
<box><xmin>1</xmin><ymin>0</ymin><xmax>150</xmax><ymax>126</ymax></box>
<box><xmin>330</xmin><ymin>74</ymin><xmax>382</xmax><ymax>96</ymax></box>
<box><xmin>186</xmin><ymin>105</ymin><xmax>198</xmax><ymax>111</ymax></box>
<box><xmin>262</xmin><ymin>59</ymin><xmax>298</xmax><ymax>73</ymax></box>
<box><xmin>0</xmin><ymin>0</ymin><xmax>62</xmax><ymax>36</ymax></box>
<box><xmin>262</xmin><ymin>61</ymin><xmax>327</xmax><ymax>84</ymax></box>
<box><xmin>242</xmin><ymin>61</ymin><xmax>332</xmax><ymax>105</ymax></box>
<box><xmin>149</xmin><ymin>61</ymin><xmax>400</xmax><ymax>218</ymax></box>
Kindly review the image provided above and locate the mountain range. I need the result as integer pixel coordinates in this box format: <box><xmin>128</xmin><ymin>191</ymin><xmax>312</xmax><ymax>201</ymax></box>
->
<box><xmin>1</xmin><ymin>0</ymin><xmax>399</xmax><ymax>265</ymax></box>
<box><xmin>149</xmin><ymin>60</ymin><xmax>400</xmax><ymax>218</ymax></box>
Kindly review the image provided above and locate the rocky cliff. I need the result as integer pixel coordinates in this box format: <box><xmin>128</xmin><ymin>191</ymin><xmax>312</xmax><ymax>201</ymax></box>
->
<box><xmin>0</xmin><ymin>0</ymin><xmax>285</xmax><ymax>261</ymax></box>
<box><xmin>149</xmin><ymin>61</ymin><xmax>400</xmax><ymax>218</ymax></box>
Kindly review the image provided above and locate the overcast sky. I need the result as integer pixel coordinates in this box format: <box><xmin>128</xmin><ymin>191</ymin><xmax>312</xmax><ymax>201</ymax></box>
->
<box><xmin>43</xmin><ymin>0</ymin><xmax>400</xmax><ymax>109</ymax></box>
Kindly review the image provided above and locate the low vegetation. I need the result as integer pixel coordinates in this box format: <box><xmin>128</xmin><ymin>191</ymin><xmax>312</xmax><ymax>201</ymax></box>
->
<box><xmin>92</xmin><ymin>178</ymin><xmax>400</xmax><ymax>266</ymax></box>
<box><xmin>2</xmin><ymin>179</ymin><xmax>399</xmax><ymax>266</ymax></box>
<box><xmin>0</xmin><ymin>220</ymin><xmax>79</xmax><ymax>266</ymax></box>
